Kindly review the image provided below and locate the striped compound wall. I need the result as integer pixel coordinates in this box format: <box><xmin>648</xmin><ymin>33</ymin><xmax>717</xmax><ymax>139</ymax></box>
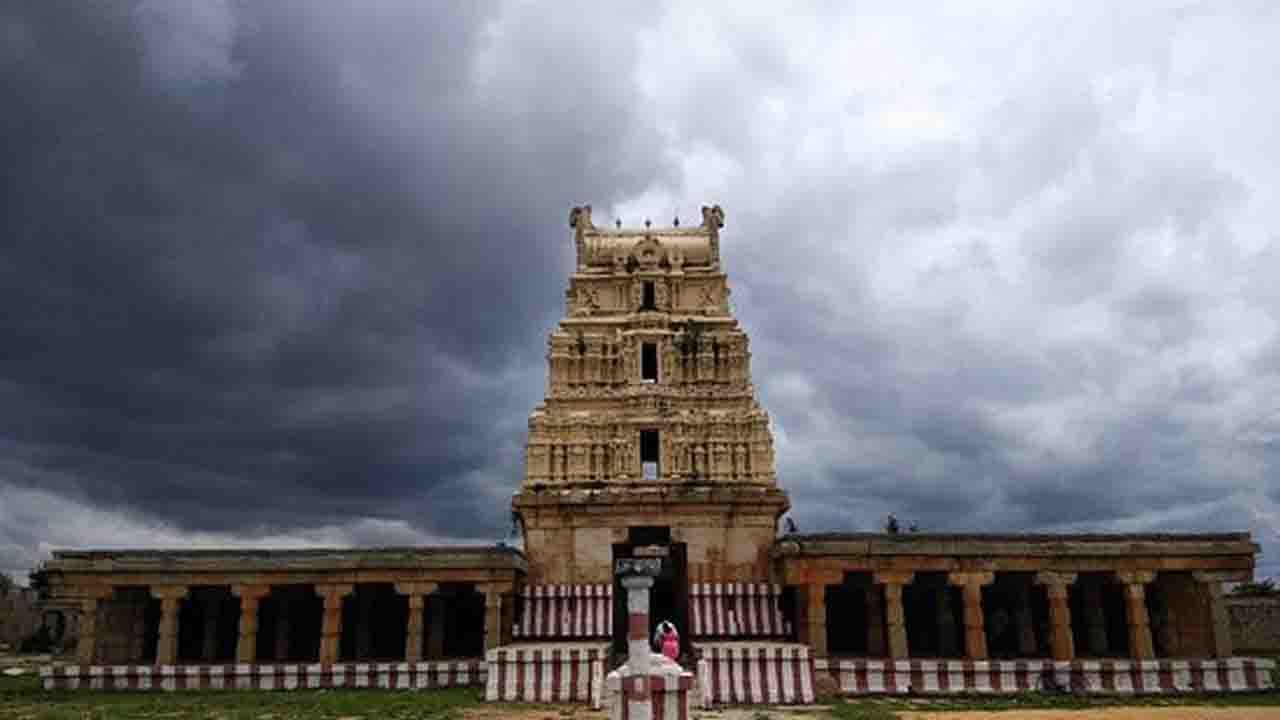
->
<box><xmin>513</xmin><ymin>584</ymin><xmax>613</xmax><ymax>640</ymax></box>
<box><xmin>512</xmin><ymin>583</ymin><xmax>789</xmax><ymax>641</ymax></box>
<box><xmin>817</xmin><ymin>658</ymin><xmax>1277</xmax><ymax>695</ymax></box>
<box><xmin>484</xmin><ymin>643</ymin><xmax>608</xmax><ymax>707</ymax></box>
<box><xmin>40</xmin><ymin>661</ymin><xmax>485</xmax><ymax>691</ymax></box>
<box><xmin>689</xmin><ymin>583</ymin><xmax>789</xmax><ymax>638</ymax></box>
<box><xmin>695</xmin><ymin>642</ymin><xmax>815</xmax><ymax>705</ymax></box>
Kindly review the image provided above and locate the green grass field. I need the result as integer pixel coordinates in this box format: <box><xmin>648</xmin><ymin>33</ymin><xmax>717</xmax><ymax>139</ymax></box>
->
<box><xmin>0</xmin><ymin>674</ymin><xmax>484</xmax><ymax>720</ymax></box>
<box><xmin>4</xmin><ymin>671</ymin><xmax>1280</xmax><ymax>720</ymax></box>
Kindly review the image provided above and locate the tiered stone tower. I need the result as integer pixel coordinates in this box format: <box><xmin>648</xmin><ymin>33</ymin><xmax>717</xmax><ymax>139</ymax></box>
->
<box><xmin>513</xmin><ymin>205</ymin><xmax>790</xmax><ymax>586</ymax></box>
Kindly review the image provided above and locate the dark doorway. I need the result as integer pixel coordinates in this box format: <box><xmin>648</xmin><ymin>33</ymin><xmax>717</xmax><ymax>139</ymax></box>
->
<box><xmin>611</xmin><ymin>527</ymin><xmax>689</xmax><ymax>666</ymax></box>
<box><xmin>641</xmin><ymin>281</ymin><xmax>656</xmax><ymax>310</ymax></box>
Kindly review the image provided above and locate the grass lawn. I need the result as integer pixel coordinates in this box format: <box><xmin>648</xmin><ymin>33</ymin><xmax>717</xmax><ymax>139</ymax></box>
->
<box><xmin>5</xmin><ymin>672</ymin><xmax>1279</xmax><ymax>720</ymax></box>
<box><xmin>828</xmin><ymin>690</ymin><xmax>1280</xmax><ymax>719</ymax></box>
<box><xmin>0</xmin><ymin>674</ymin><xmax>485</xmax><ymax>720</ymax></box>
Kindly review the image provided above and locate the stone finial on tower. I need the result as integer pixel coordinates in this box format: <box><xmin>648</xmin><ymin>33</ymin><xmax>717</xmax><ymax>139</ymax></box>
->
<box><xmin>569</xmin><ymin>205</ymin><xmax>594</xmax><ymax>270</ymax></box>
<box><xmin>701</xmin><ymin>205</ymin><xmax>725</xmax><ymax>266</ymax></box>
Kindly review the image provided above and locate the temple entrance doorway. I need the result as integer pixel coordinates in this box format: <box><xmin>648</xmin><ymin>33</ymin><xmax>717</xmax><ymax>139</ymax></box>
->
<box><xmin>611</xmin><ymin>526</ymin><xmax>689</xmax><ymax>664</ymax></box>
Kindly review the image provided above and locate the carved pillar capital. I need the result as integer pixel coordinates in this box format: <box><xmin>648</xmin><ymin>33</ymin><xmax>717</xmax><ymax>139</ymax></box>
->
<box><xmin>150</xmin><ymin>586</ymin><xmax>190</xmax><ymax>601</ymax></box>
<box><xmin>394</xmin><ymin>581</ymin><xmax>439</xmax><ymax>597</ymax></box>
<box><xmin>232</xmin><ymin>585</ymin><xmax>271</xmax><ymax>601</ymax></box>
<box><xmin>947</xmin><ymin>571</ymin><xmax>995</xmax><ymax>588</ymax></box>
<box><xmin>872</xmin><ymin>571</ymin><xmax>915</xmax><ymax>587</ymax></box>
<box><xmin>1034</xmin><ymin>571</ymin><xmax>1078</xmax><ymax>595</ymax></box>
<box><xmin>1115</xmin><ymin>570</ymin><xmax>1156</xmax><ymax>587</ymax></box>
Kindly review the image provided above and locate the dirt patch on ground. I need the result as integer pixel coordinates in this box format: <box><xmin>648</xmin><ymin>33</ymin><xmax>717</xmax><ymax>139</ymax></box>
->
<box><xmin>899</xmin><ymin>709</ymin><xmax>1280</xmax><ymax>720</ymax></box>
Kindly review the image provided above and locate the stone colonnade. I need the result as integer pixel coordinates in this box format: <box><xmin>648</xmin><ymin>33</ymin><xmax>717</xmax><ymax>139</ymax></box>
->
<box><xmin>798</xmin><ymin>569</ymin><xmax>1235</xmax><ymax>662</ymax></box>
<box><xmin>74</xmin><ymin>581</ymin><xmax>510</xmax><ymax>666</ymax></box>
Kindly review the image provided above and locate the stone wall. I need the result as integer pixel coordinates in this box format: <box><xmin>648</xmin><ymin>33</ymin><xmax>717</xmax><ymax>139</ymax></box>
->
<box><xmin>1227</xmin><ymin>595</ymin><xmax>1280</xmax><ymax>653</ymax></box>
<box><xmin>0</xmin><ymin>588</ymin><xmax>39</xmax><ymax>649</ymax></box>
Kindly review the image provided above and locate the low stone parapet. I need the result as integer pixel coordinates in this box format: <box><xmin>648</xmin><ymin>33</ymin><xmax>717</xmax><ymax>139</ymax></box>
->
<box><xmin>39</xmin><ymin>661</ymin><xmax>486</xmax><ymax>691</ymax></box>
<box><xmin>694</xmin><ymin>641</ymin><xmax>815</xmax><ymax>705</ymax></box>
<box><xmin>484</xmin><ymin>642</ymin><xmax>607</xmax><ymax>707</ymax></box>
<box><xmin>816</xmin><ymin>658</ymin><xmax>1276</xmax><ymax>695</ymax></box>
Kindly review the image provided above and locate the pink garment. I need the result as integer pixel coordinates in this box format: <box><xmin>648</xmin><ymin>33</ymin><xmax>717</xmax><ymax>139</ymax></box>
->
<box><xmin>660</xmin><ymin>631</ymin><xmax>679</xmax><ymax>661</ymax></box>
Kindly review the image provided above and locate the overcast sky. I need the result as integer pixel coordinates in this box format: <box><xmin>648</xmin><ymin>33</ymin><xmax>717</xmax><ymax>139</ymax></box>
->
<box><xmin>2</xmin><ymin>1</ymin><xmax>1279</xmax><ymax>584</ymax></box>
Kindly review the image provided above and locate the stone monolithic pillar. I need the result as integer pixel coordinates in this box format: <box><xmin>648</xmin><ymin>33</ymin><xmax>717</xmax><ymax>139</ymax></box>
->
<box><xmin>800</xmin><ymin>581</ymin><xmax>831</xmax><ymax>658</ymax></box>
<box><xmin>75</xmin><ymin>587</ymin><xmax>115</xmax><ymax>665</ymax></box>
<box><xmin>865</xmin><ymin>585</ymin><xmax>886</xmax><ymax>657</ymax></box>
<box><xmin>1116</xmin><ymin>571</ymin><xmax>1156</xmax><ymax>660</ymax></box>
<box><xmin>622</xmin><ymin>574</ymin><xmax>656</xmax><ymax>720</ymax></box>
<box><xmin>394</xmin><ymin>582</ymin><xmax>438</xmax><ymax>662</ymax></box>
<box><xmin>1034</xmin><ymin>572</ymin><xmax>1076</xmax><ymax>661</ymax></box>
<box><xmin>1192</xmin><ymin>572</ymin><xmax>1235</xmax><ymax>659</ymax></box>
<box><xmin>233</xmin><ymin>585</ymin><xmax>269</xmax><ymax>664</ymax></box>
<box><xmin>152</xmin><ymin>586</ymin><xmax>190</xmax><ymax>665</ymax></box>
<box><xmin>873</xmin><ymin>572</ymin><xmax>914</xmax><ymax>659</ymax></box>
<box><xmin>949</xmin><ymin>572</ymin><xmax>994</xmax><ymax>660</ymax></box>
<box><xmin>479</xmin><ymin>584</ymin><xmax>505</xmax><ymax>651</ymax></box>
<box><xmin>316</xmin><ymin>584</ymin><xmax>353</xmax><ymax>665</ymax></box>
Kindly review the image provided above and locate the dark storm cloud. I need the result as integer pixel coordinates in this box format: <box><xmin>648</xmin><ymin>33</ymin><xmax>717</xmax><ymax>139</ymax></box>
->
<box><xmin>0</xmin><ymin>0</ymin><xmax>676</xmax><ymax>575</ymax></box>
<box><xmin>4</xmin><ymin>2</ymin><xmax>1280</xmax><ymax>583</ymax></box>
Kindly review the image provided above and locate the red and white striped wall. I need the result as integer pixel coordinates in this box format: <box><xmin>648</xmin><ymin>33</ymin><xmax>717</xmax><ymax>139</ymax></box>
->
<box><xmin>816</xmin><ymin>658</ymin><xmax>1277</xmax><ymax>695</ymax></box>
<box><xmin>606</xmin><ymin>664</ymin><xmax>695</xmax><ymax>720</ymax></box>
<box><xmin>694</xmin><ymin>642</ymin><xmax>815</xmax><ymax>705</ymax></box>
<box><xmin>484</xmin><ymin>643</ymin><xmax>607</xmax><ymax>707</ymax></box>
<box><xmin>513</xmin><ymin>584</ymin><xmax>613</xmax><ymax>639</ymax></box>
<box><xmin>689</xmin><ymin>583</ymin><xmax>788</xmax><ymax>638</ymax></box>
<box><xmin>39</xmin><ymin>661</ymin><xmax>485</xmax><ymax>691</ymax></box>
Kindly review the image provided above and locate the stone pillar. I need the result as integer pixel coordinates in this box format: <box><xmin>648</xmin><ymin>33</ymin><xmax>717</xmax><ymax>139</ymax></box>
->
<box><xmin>316</xmin><ymin>584</ymin><xmax>353</xmax><ymax>665</ymax></box>
<box><xmin>355</xmin><ymin>591</ymin><xmax>374</xmax><ymax>659</ymax></box>
<box><xmin>874</xmin><ymin>572</ymin><xmax>913</xmax><ymax>659</ymax></box>
<box><xmin>949</xmin><ymin>572</ymin><xmax>994</xmax><ymax>660</ymax></box>
<box><xmin>75</xmin><ymin>589</ymin><xmax>113</xmax><ymax>665</ymax></box>
<box><xmin>479</xmin><ymin>584</ymin><xmax>504</xmax><ymax>651</ymax></box>
<box><xmin>152</xmin><ymin>586</ymin><xmax>189</xmax><ymax>666</ymax></box>
<box><xmin>394</xmin><ymin>582</ymin><xmax>438</xmax><ymax>663</ymax></box>
<box><xmin>622</xmin><ymin>574</ymin><xmax>655</xmax><ymax>720</ymax></box>
<box><xmin>1117</xmin><ymin>571</ymin><xmax>1156</xmax><ymax>660</ymax></box>
<box><xmin>427</xmin><ymin>595</ymin><xmax>446</xmax><ymax>659</ymax></box>
<box><xmin>934</xmin><ymin>586</ymin><xmax>958</xmax><ymax>656</ymax></box>
<box><xmin>233</xmin><ymin>586</ymin><xmax>269</xmax><ymax>664</ymax></box>
<box><xmin>800</xmin><ymin>582</ymin><xmax>829</xmax><ymax>657</ymax></box>
<box><xmin>274</xmin><ymin>596</ymin><xmax>291</xmax><ymax>661</ymax></box>
<box><xmin>865</xmin><ymin>585</ymin><xmax>886</xmax><ymax>657</ymax></box>
<box><xmin>1035</xmin><ymin>572</ymin><xmax>1077</xmax><ymax>661</ymax></box>
<box><xmin>1192</xmin><ymin>572</ymin><xmax>1234</xmax><ymax>659</ymax></box>
<box><xmin>200</xmin><ymin>590</ymin><xmax>221</xmax><ymax>662</ymax></box>
<box><xmin>1082</xmin><ymin>580</ymin><xmax>1109</xmax><ymax>656</ymax></box>
<box><xmin>1013</xmin><ymin>582</ymin><xmax>1038</xmax><ymax>656</ymax></box>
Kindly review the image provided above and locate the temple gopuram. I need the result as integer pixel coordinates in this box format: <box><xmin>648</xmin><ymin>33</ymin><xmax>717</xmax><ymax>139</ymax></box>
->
<box><xmin>40</xmin><ymin>207</ymin><xmax>1273</xmax><ymax>702</ymax></box>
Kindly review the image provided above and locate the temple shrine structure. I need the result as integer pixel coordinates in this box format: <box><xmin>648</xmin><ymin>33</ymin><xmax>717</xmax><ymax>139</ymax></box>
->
<box><xmin>40</xmin><ymin>207</ymin><xmax>1273</xmax><ymax>701</ymax></box>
